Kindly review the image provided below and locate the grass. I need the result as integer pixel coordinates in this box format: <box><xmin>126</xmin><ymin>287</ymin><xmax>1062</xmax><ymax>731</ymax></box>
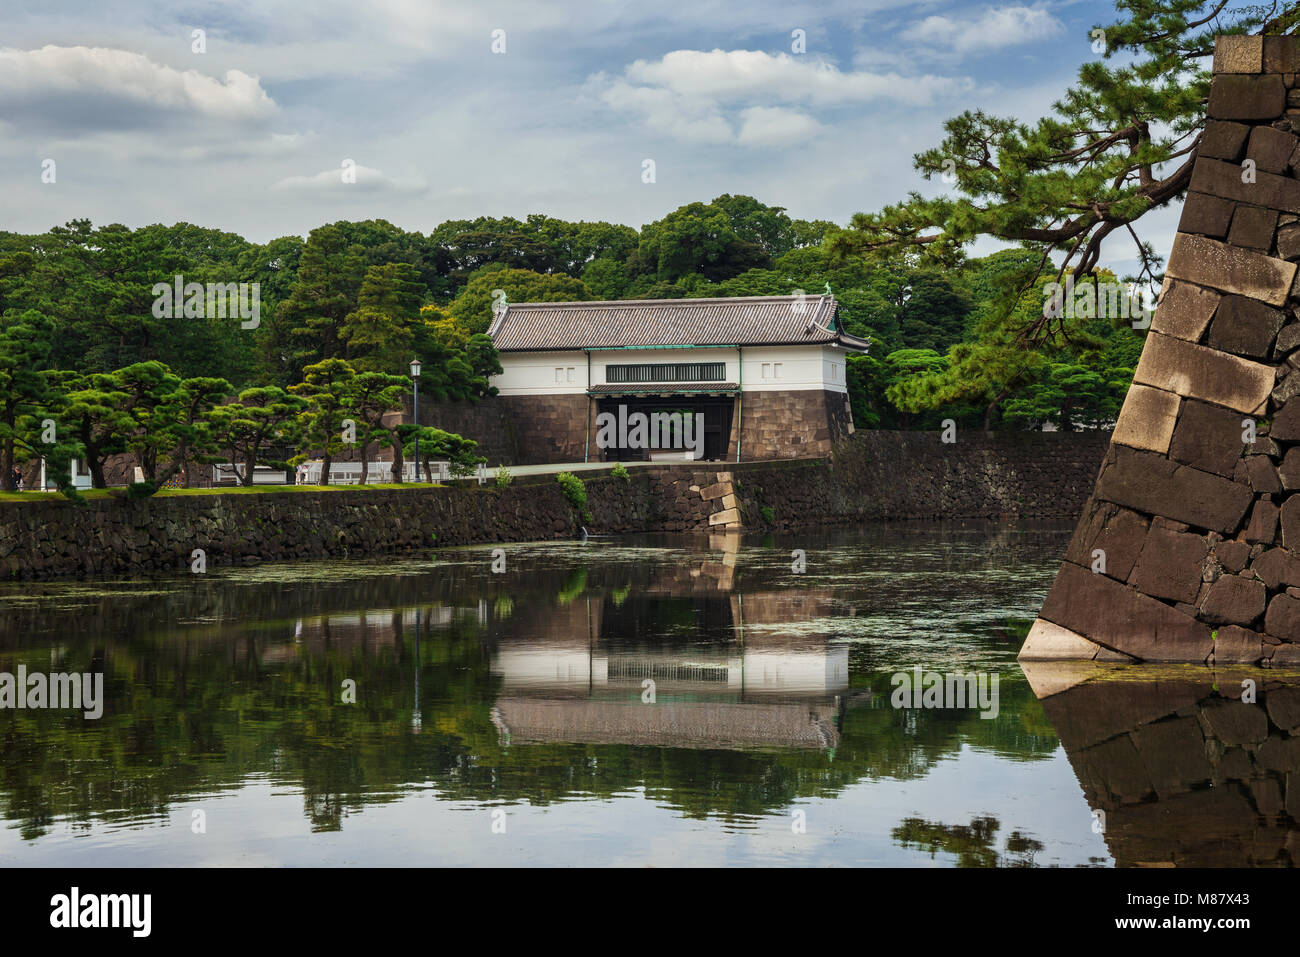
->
<box><xmin>0</xmin><ymin>482</ymin><xmax>450</xmax><ymax>503</ymax></box>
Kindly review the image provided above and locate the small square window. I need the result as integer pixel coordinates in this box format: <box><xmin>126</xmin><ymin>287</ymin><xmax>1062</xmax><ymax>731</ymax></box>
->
<box><xmin>773</xmin><ymin>362</ymin><xmax>783</xmax><ymax>379</ymax></box>
<box><xmin>762</xmin><ymin>362</ymin><xmax>771</xmax><ymax>379</ymax></box>
<box><xmin>567</xmin><ymin>367</ymin><xmax>576</xmax><ymax>384</ymax></box>
<box><xmin>555</xmin><ymin>367</ymin><xmax>564</xmax><ymax>383</ymax></box>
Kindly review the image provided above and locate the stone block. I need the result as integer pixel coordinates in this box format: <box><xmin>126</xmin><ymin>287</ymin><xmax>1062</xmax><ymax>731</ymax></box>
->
<box><xmin>1265</xmin><ymin>592</ymin><xmax>1300</xmax><ymax>641</ymax></box>
<box><xmin>1177</xmin><ymin>190</ymin><xmax>1236</xmax><ymax>237</ymax></box>
<box><xmin>1214</xmin><ymin>35</ymin><xmax>1263</xmax><ymax>74</ymax></box>
<box><xmin>1208</xmin><ymin>74</ymin><xmax>1286</xmax><ymax>120</ymax></box>
<box><xmin>1200</xmin><ymin>122</ymin><xmax>1251</xmax><ymax>160</ymax></box>
<box><xmin>1095</xmin><ymin>446</ymin><xmax>1254</xmax><ymax>534</ymax></box>
<box><xmin>1271</xmin><ymin>397</ymin><xmax>1300</xmax><ymax>441</ymax></box>
<box><xmin>1206</xmin><ymin>294</ymin><xmax>1285</xmax><ymax>357</ymax></box>
<box><xmin>1281</xmin><ymin>496</ymin><xmax>1300</xmax><ymax>551</ymax></box>
<box><xmin>721</xmin><ymin>493</ymin><xmax>737</xmax><ymax>509</ymax></box>
<box><xmin>699</xmin><ymin>481</ymin><xmax>732</xmax><ymax>501</ymax></box>
<box><xmin>1017</xmin><ymin>617</ymin><xmax>1102</xmax><ymax>660</ymax></box>
<box><xmin>1064</xmin><ymin>499</ymin><xmax>1150</xmax><ymax>581</ymax></box>
<box><xmin>1226</xmin><ymin>204</ymin><xmax>1280</xmax><ymax>251</ymax></box>
<box><xmin>1248</xmin><ymin>125</ymin><xmax>1300</xmax><ymax>174</ymax></box>
<box><xmin>1200</xmin><ymin>573</ymin><xmax>1267</xmax><ymax>625</ymax></box>
<box><xmin>1281</xmin><ymin>447</ymin><xmax>1300</xmax><ymax>489</ymax></box>
<box><xmin>1277</xmin><ymin>223</ymin><xmax>1300</xmax><ymax>262</ymax></box>
<box><xmin>1250</xmin><ymin>547</ymin><xmax>1300</xmax><ymax>589</ymax></box>
<box><xmin>1189</xmin><ymin>158</ymin><xmax>1300</xmax><ymax>217</ymax></box>
<box><xmin>1263</xmin><ymin>36</ymin><xmax>1300</xmax><ymax>74</ymax></box>
<box><xmin>1132</xmin><ymin>332</ymin><xmax>1275</xmax><ymax>414</ymax></box>
<box><xmin>1167</xmin><ymin>234</ymin><xmax>1298</xmax><ymax>306</ymax></box>
<box><xmin>1167</xmin><ymin>398</ymin><xmax>1249</xmax><ymax>476</ymax></box>
<box><xmin>1128</xmin><ymin>525</ymin><xmax>1210</xmax><ymax>603</ymax></box>
<box><xmin>1247</xmin><ymin>454</ymin><xmax>1282</xmax><ymax>493</ymax></box>
<box><xmin>1039</xmin><ymin>561</ymin><xmax>1213</xmax><ymax>662</ymax></box>
<box><xmin>707</xmin><ymin>507</ymin><xmax>740</xmax><ymax>526</ymax></box>
<box><xmin>1152</xmin><ymin>279</ymin><xmax>1221</xmax><ymax>341</ymax></box>
<box><xmin>1211</xmin><ymin>625</ymin><xmax>1266</xmax><ymax>664</ymax></box>
<box><xmin>1244</xmin><ymin>499</ymin><xmax>1279</xmax><ymax>544</ymax></box>
<box><xmin>1216</xmin><ymin>539</ymin><xmax>1252</xmax><ymax>573</ymax></box>
<box><xmin>1112</xmin><ymin>384</ymin><xmax>1180</xmax><ymax>453</ymax></box>
<box><xmin>1277</xmin><ymin>323</ymin><xmax>1300</xmax><ymax>355</ymax></box>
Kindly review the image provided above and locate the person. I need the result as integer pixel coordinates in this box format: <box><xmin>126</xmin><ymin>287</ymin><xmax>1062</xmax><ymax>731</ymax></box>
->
<box><xmin>296</xmin><ymin>462</ymin><xmax>308</xmax><ymax>486</ymax></box>
<box><xmin>10</xmin><ymin>467</ymin><xmax>20</xmax><ymax>491</ymax></box>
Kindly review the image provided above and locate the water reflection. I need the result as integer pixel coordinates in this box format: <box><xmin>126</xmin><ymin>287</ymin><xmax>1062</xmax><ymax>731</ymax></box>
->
<box><xmin>1</xmin><ymin>524</ymin><xmax>1278</xmax><ymax>866</ymax></box>
<box><xmin>1023</xmin><ymin>663</ymin><xmax>1300</xmax><ymax>867</ymax></box>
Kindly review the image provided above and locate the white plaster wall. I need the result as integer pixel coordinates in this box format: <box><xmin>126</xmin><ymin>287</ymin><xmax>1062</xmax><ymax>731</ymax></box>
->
<box><xmin>494</xmin><ymin>345</ymin><xmax>852</xmax><ymax>395</ymax></box>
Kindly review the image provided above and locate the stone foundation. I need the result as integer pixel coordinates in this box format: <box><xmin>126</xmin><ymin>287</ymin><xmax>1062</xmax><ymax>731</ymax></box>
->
<box><xmin>498</xmin><ymin>394</ymin><xmax>591</xmax><ymax>464</ymax></box>
<box><xmin>733</xmin><ymin>389</ymin><xmax>853</xmax><ymax>460</ymax></box>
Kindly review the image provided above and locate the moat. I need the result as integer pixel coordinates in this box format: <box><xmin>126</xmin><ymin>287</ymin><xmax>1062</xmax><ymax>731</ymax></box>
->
<box><xmin>0</xmin><ymin>522</ymin><xmax>1294</xmax><ymax>867</ymax></box>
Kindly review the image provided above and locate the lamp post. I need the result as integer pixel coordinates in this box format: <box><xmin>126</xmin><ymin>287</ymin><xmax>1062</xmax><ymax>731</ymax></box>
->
<box><xmin>410</xmin><ymin>358</ymin><xmax>422</xmax><ymax>483</ymax></box>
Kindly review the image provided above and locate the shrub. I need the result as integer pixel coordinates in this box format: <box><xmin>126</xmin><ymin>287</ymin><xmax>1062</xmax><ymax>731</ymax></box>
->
<box><xmin>556</xmin><ymin>471</ymin><xmax>587</xmax><ymax>510</ymax></box>
<box><xmin>495</xmin><ymin>465</ymin><xmax>513</xmax><ymax>488</ymax></box>
<box><xmin>760</xmin><ymin>505</ymin><xmax>775</xmax><ymax>524</ymax></box>
<box><xmin>611</xmin><ymin>462</ymin><xmax>630</xmax><ymax>484</ymax></box>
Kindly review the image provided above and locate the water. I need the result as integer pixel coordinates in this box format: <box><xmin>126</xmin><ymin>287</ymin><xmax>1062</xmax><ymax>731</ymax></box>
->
<box><xmin>0</xmin><ymin>522</ymin><xmax>1294</xmax><ymax>867</ymax></box>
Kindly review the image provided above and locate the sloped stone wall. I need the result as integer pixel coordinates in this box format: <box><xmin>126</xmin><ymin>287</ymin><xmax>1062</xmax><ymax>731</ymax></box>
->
<box><xmin>1024</xmin><ymin>34</ymin><xmax>1300</xmax><ymax>667</ymax></box>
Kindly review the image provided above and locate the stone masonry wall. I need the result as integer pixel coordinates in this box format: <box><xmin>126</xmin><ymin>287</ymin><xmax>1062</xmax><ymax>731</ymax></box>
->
<box><xmin>1025</xmin><ymin>35</ymin><xmax>1300</xmax><ymax>668</ymax></box>
<box><xmin>732</xmin><ymin>390</ymin><xmax>854</xmax><ymax>460</ymax></box>
<box><xmin>0</xmin><ymin>430</ymin><xmax>1108</xmax><ymax>579</ymax></box>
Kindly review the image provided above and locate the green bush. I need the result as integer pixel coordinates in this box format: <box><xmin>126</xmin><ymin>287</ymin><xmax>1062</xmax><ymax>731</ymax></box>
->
<box><xmin>125</xmin><ymin>481</ymin><xmax>157</xmax><ymax>500</ymax></box>
<box><xmin>760</xmin><ymin>505</ymin><xmax>775</xmax><ymax>524</ymax></box>
<box><xmin>611</xmin><ymin>462</ymin><xmax>630</xmax><ymax>484</ymax></box>
<box><xmin>495</xmin><ymin>465</ymin><xmax>513</xmax><ymax>488</ymax></box>
<box><xmin>556</xmin><ymin>471</ymin><xmax>587</xmax><ymax>510</ymax></box>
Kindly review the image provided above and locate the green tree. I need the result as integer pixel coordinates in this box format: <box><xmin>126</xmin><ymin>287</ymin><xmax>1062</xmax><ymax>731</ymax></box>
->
<box><xmin>340</xmin><ymin>262</ymin><xmax>426</xmax><ymax>372</ymax></box>
<box><xmin>289</xmin><ymin>359</ymin><xmax>359</xmax><ymax>485</ymax></box>
<box><xmin>0</xmin><ymin>310</ymin><xmax>56</xmax><ymax>490</ymax></box>
<box><xmin>278</xmin><ymin>226</ymin><xmax>368</xmax><ymax>373</ymax></box>
<box><xmin>209</xmin><ymin>387</ymin><xmax>307</xmax><ymax>486</ymax></box>
<box><xmin>349</xmin><ymin>371</ymin><xmax>411</xmax><ymax>483</ymax></box>
<box><xmin>448</xmin><ymin>266</ymin><xmax>590</xmax><ymax>334</ymax></box>
<box><xmin>829</xmin><ymin>0</ymin><xmax>1294</xmax><ymax>344</ymax></box>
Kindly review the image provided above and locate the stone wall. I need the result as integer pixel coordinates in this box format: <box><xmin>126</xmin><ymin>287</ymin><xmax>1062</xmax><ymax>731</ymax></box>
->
<box><xmin>1024</xmin><ymin>35</ymin><xmax>1300</xmax><ymax>668</ymax></box>
<box><xmin>731</xmin><ymin>390</ymin><xmax>854</xmax><ymax>460</ymax></box>
<box><xmin>0</xmin><ymin>429</ymin><xmax>1110</xmax><ymax>579</ymax></box>
<box><xmin>497</xmin><ymin>394</ymin><xmax>590</xmax><ymax>464</ymax></box>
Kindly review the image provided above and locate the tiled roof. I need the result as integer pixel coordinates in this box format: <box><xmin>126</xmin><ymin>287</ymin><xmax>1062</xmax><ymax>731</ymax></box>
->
<box><xmin>487</xmin><ymin>294</ymin><xmax>871</xmax><ymax>352</ymax></box>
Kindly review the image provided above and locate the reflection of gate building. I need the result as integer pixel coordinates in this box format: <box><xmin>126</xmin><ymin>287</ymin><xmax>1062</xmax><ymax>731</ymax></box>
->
<box><xmin>489</xmin><ymin>584</ymin><xmax>847</xmax><ymax>751</ymax></box>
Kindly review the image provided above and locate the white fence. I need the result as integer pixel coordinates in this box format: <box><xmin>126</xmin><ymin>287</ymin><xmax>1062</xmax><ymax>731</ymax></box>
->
<box><xmin>213</xmin><ymin>461</ymin><xmax>451</xmax><ymax>486</ymax></box>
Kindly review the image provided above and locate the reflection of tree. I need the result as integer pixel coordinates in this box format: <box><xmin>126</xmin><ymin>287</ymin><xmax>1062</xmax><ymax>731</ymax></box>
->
<box><xmin>892</xmin><ymin>815</ymin><xmax>1044</xmax><ymax>868</ymax></box>
<box><xmin>0</xmin><ymin>543</ymin><xmax>1063</xmax><ymax>838</ymax></box>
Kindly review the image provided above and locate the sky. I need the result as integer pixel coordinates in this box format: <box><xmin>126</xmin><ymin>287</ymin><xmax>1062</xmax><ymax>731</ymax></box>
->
<box><xmin>0</xmin><ymin>0</ymin><xmax>1207</xmax><ymax>273</ymax></box>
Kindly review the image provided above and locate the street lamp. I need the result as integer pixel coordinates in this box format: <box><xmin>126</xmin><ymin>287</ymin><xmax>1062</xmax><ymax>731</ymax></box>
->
<box><xmin>410</xmin><ymin>358</ymin><xmax>422</xmax><ymax>483</ymax></box>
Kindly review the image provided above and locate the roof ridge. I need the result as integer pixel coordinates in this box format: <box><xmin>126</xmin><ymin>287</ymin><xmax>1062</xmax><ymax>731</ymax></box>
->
<box><xmin>501</xmin><ymin>293</ymin><xmax>836</xmax><ymax>309</ymax></box>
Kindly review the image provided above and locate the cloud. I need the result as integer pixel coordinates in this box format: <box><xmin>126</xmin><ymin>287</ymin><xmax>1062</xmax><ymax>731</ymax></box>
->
<box><xmin>623</xmin><ymin>49</ymin><xmax>964</xmax><ymax>107</ymax></box>
<box><xmin>272</xmin><ymin>164</ymin><xmax>426</xmax><ymax>195</ymax></box>
<box><xmin>736</xmin><ymin>107</ymin><xmax>824</xmax><ymax>146</ymax></box>
<box><xmin>900</xmin><ymin>6</ymin><xmax>1064</xmax><ymax>55</ymax></box>
<box><xmin>592</xmin><ymin>48</ymin><xmax>966</xmax><ymax>145</ymax></box>
<box><xmin>0</xmin><ymin>45</ymin><xmax>276</xmax><ymax>131</ymax></box>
